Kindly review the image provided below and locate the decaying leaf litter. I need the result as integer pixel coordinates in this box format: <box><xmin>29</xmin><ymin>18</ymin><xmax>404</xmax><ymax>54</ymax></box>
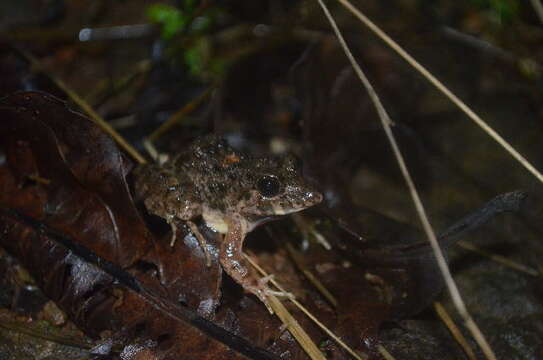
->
<box><xmin>1</xmin><ymin>1</ymin><xmax>543</xmax><ymax>359</ymax></box>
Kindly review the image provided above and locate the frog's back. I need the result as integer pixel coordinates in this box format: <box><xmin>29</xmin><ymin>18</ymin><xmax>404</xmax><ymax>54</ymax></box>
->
<box><xmin>172</xmin><ymin>135</ymin><xmax>249</xmax><ymax>212</ymax></box>
<box><xmin>134</xmin><ymin>158</ymin><xmax>201</xmax><ymax>221</ymax></box>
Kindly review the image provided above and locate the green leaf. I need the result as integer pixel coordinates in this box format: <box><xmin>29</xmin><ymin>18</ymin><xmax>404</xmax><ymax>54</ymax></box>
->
<box><xmin>146</xmin><ymin>4</ymin><xmax>187</xmax><ymax>40</ymax></box>
<box><xmin>184</xmin><ymin>43</ymin><xmax>205</xmax><ymax>76</ymax></box>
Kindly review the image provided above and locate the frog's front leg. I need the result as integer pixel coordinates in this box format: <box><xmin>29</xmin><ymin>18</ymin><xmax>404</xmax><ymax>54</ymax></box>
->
<box><xmin>220</xmin><ymin>216</ymin><xmax>293</xmax><ymax>311</ymax></box>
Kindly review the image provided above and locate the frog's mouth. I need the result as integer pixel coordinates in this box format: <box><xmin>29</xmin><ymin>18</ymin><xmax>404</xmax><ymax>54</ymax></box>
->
<box><xmin>247</xmin><ymin>215</ymin><xmax>282</xmax><ymax>230</ymax></box>
<box><xmin>249</xmin><ymin>204</ymin><xmax>308</xmax><ymax>227</ymax></box>
<box><xmin>270</xmin><ymin>196</ymin><xmax>322</xmax><ymax>216</ymax></box>
<box><xmin>271</xmin><ymin>203</ymin><xmax>297</xmax><ymax>216</ymax></box>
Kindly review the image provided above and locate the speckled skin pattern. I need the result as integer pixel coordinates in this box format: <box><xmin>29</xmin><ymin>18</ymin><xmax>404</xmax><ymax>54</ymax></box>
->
<box><xmin>134</xmin><ymin>135</ymin><xmax>322</xmax><ymax>304</ymax></box>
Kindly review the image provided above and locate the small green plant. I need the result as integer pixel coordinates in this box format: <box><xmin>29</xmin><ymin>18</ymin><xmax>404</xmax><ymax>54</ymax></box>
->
<box><xmin>147</xmin><ymin>3</ymin><xmax>189</xmax><ymax>40</ymax></box>
<box><xmin>147</xmin><ymin>1</ymin><xmax>213</xmax><ymax>39</ymax></box>
<box><xmin>146</xmin><ymin>1</ymin><xmax>220</xmax><ymax>78</ymax></box>
<box><xmin>184</xmin><ymin>39</ymin><xmax>208</xmax><ymax>76</ymax></box>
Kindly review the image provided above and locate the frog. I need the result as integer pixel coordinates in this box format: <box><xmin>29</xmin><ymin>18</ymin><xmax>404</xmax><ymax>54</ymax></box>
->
<box><xmin>133</xmin><ymin>135</ymin><xmax>323</xmax><ymax>307</ymax></box>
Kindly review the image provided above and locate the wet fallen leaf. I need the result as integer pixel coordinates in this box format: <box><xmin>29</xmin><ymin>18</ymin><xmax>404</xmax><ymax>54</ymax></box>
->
<box><xmin>0</xmin><ymin>91</ymin><xmax>283</xmax><ymax>359</ymax></box>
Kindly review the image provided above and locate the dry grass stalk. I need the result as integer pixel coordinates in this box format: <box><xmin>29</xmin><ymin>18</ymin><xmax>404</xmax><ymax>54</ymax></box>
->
<box><xmin>434</xmin><ymin>302</ymin><xmax>478</xmax><ymax>360</ymax></box>
<box><xmin>244</xmin><ymin>254</ymin><xmax>368</xmax><ymax>360</ymax></box>
<box><xmin>458</xmin><ymin>240</ymin><xmax>539</xmax><ymax>277</ymax></box>
<box><xmin>285</xmin><ymin>242</ymin><xmax>338</xmax><ymax>307</ymax></box>
<box><xmin>16</xmin><ymin>48</ymin><xmax>147</xmax><ymax>165</ymax></box>
<box><xmin>148</xmin><ymin>84</ymin><xmax>216</xmax><ymax>142</ymax></box>
<box><xmin>315</xmin><ymin>1</ymin><xmax>497</xmax><ymax>359</ymax></box>
<box><xmin>335</xmin><ymin>0</ymin><xmax>543</xmax><ymax>186</ymax></box>
<box><xmin>530</xmin><ymin>0</ymin><xmax>543</xmax><ymax>24</ymax></box>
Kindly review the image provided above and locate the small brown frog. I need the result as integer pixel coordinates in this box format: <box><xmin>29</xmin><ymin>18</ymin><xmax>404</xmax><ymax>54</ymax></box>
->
<box><xmin>134</xmin><ymin>135</ymin><xmax>322</xmax><ymax>306</ymax></box>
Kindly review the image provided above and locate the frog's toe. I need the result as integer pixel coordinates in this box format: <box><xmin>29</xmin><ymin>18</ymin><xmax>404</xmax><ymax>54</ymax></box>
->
<box><xmin>257</xmin><ymin>274</ymin><xmax>274</xmax><ymax>287</ymax></box>
<box><xmin>262</xmin><ymin>288</ymin><xmax>295</xmax><ymax>299</ymax></box>
<box><xmin>246</xmin><ymin>277</ymin><xmax>295</xmax><ymax>314</ymax></box>
<box><xmin>256</xmin><ymin>275</ymin><xmax>294</xmax><ymax>299</ymax></box>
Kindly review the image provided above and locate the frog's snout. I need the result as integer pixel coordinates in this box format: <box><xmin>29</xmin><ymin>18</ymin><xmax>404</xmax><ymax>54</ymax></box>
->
<box><xmin>312</xmin><ymin>190</ymin><xmax>323</xmax><ymax>204</ymax></box>
<box><xmin>303</xmin><ymin>188</ymin><xmax>323</xmax><ymax>208</ymax></box>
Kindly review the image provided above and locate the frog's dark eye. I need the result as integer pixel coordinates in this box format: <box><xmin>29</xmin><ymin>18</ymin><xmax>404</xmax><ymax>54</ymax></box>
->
<box><xmin>256</xmin><ymin>175</ymin><xmax>281</xmax><ymax>198</ymax></box>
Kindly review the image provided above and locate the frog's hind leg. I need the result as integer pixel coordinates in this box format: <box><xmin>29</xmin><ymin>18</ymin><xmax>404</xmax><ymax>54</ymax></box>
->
<box><xmin>187</xmin><ymin>220</ymin><xmax>213</xmax><ymax>267</ymax></box>
<box><xmin>166</xmin><ymin>217</ymin><xmax>212</xmax><ymax>266</ymax></box>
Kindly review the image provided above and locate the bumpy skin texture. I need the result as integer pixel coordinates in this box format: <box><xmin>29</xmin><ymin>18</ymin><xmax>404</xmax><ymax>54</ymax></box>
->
<box><xmin>134</xmin><ymin>135</ymin><xmax>323</xmax><ymax>305</ymax></box>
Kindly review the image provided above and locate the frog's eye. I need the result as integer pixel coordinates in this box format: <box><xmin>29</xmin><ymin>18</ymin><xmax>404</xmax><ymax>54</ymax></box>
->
<box><xmin>256</xmin><ymin>175</ymin><xmax>281</xmax><ymax>198</ymax></box>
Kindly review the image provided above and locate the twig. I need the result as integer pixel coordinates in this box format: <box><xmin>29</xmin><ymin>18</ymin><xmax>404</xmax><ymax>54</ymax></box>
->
<box><xmin>291</xmin><ymin>214</ymin><xmax>332</xmax><ymax>250</ymax></box>
<box><xmin>78</xmin><ymin>24</ymin><xmax>156</xmax><ymax>41</ymax></box>
<box><xmin>316</xmin><ymin>1</ymin><xmax>497</xmax><ymax>359</ymax></box>
<box><xmin>268</xmin><ymin>296</ymin><xmax>327</xmax><ymax>360</ymax></box>
<box><xmin>148</xmin><ymin>84</ymin><xmax>216</xmax><ymax>142</ymax></box>
<box><xmin>530</xmin><ymin>0</ymin><xmax>543</xmax><ymax>25</ymax></box>
<box><xmin>86</xmin><ymin>59</ymin><xmax>152</xmax><ymax>108</ymax></box>
<box><xmin>335</xmin><ymin>0</ymin><xmax>543</xmax><ymax>186</ymax></box>
<box><xmin>440</xmin><ymin>26</ymin><xmax>515</xmax><ymax>63</ymax></box>
<box><xmin>376</xmin><ymin>345</ymin><xmax>396</xmax><ymax>360</ymax></box>
<box><xmin>15</xmin><ymin>47</ymin><xmax>147</xmax><ymax>165</ymax></box>
<box><xmin>434</xmin><ymin>302</ymin><xmax>478</xmax><ymax>360</ymax></box>
<box><xmin>285</xmin><ymin>242</ymin><xmax>338</xmax><ymax>307</ymax></box>
<box><xmin>243</xmin><ymin>255</ymin><xmax>326</xmax><ymax>360</ymax></box>
<box><xmin>244</xmin><ymin>254</ymin><xmax>368</xmax><ymax>360</ymax></box>
<box><xmin>458</xmin><ymin>240</ymin><xmax>539</xmax><ymax>277</ymax></box>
